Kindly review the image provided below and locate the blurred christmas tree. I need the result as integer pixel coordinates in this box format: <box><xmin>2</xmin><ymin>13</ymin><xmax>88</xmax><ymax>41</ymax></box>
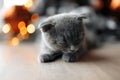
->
<box><xmin>0</xmin><ymin>0</ymin><xmax>120</xmax><ymax>46</ymax></box>
<box><xmin>1</xmin><ymin>0</ymin><xmax>39</xmax><ymax>46</ymax></box>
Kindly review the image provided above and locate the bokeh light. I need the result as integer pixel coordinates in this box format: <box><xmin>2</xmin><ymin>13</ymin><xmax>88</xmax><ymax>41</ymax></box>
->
<box><xmin>10</xmin><ymin>37</ymin><xmax>19</xmax><ymax>46</ymax></box>
<box><xmin>31</xmin><ymin>13</ymin><xmax>39</xmax><ymax>22</ymax></box>
<box><xmin>18</xmin><ymin>21</ymin><xmax>28</xmax><ymax>36</ymax></box>
<box><xmin>110</xmin><ymin>0</ymin><xmax>120</xmax><ymax>9</ymax></box>
<box><xmin>20</xmin><ymin>27</ymin><xmax>27</xmax><ymax>36</ymax></box>
<box><xmin>4</xmin><ymin>6</ymin><xmax>15</xmax><ymax>18</ymax></box>
<box><xmin>18</xmin><ymin>21</ymin><xmax>26</xmax><ymax>29</ymax></box>
<box><xmin>2</xmin><ymin>23</ymin><xmax>11</xmax><ymax>34</ymax></box>
<box><xmin>27</xmin><ymin>24</ymin><xmax>35</xmax><ymax>34</ymax></box>
<box><xmin>24</xmin><ymin>0</ymin><xmax>34</xmax><ymax>8</ymax></box>
<box><xmin>90</xmin><ymin>0</ymin><xmax>103</xmax><ymax>10</ymax></box>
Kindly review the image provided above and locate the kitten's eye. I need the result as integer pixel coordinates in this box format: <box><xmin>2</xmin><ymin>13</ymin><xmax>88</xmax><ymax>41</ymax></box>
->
<box><xmin>57</xmin><ymin>41</ymin><xmax>68</xmax><ymax>47</ymax></box>
<box><xmin>57</xmin><ymin>41</ymin><xmax>64</xmax><ymax>45</ymax></box>
<box><xmin>60</xmin><ymin>42</ymin><xmax>65</xmax><ymax>45</ymax></box>
<box><xmin>74</xmin><ymin>39</ymin><xmax>80</xmax><ymax>45</ymax></box>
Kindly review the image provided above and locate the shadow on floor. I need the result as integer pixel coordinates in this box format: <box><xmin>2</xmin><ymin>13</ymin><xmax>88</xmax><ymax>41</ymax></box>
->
<box><xmin>80</xmin><ymin>51</ymin><xmax>110</xmax><ymax>62</ymax></box>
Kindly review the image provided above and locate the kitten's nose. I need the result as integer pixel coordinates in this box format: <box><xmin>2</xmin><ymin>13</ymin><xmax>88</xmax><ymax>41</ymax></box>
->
<box><xmin>70</xmin><ymin>46</ymin><xmax>75</xmax><ymax>52</ymax></box>
<box><xmin>70</xmin><ymin>50</ymin><xmax>75</xmax><ymax>52</ymax></box>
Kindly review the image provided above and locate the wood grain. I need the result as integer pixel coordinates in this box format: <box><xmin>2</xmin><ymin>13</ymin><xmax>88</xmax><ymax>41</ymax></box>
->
<box><xmin>0</xmin><ymin>42</ymin><xmax>120</xmax><ymax>80</ymax></box>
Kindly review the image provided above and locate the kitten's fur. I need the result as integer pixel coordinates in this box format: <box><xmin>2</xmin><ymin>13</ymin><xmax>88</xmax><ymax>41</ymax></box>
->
<box><xmin>38</xmin><ymin>7</ymin><xmax>119</xmax><ymax>63</ymax></box>
<box><xmin>38</xmin><ymin>13</ymin><xmax>86</xmax><ymax>62</ymax></box>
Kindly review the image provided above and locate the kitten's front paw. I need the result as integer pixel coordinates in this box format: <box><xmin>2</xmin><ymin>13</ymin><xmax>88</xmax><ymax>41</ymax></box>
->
<box><xmin>40</xmin><ymin>54</ymin><xmax>54</xmax><ymax>63</ymax></box>
<box><xmin>62</xmin><ymin>53</ymin><xmax>77</xmax><ymax>62</ymax></box>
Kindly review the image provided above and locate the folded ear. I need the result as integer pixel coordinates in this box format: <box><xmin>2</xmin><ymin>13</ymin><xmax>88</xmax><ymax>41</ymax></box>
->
<box><xmin>39</xmin><ymin>23</ymin><xmax>54</xmax><ymax>32</ymax></box>
<box><xmin>77</xmin><ymin>14</ymin><xmax>87</xmax><ymax>21</ymax></box>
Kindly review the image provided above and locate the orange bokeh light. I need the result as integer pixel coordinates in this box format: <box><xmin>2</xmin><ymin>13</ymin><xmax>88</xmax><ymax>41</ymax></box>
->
<box><xmin>4</xmin><ymin>6</ymin><xmax>15</xmax><ymax>18</ymax></box>
<box><xmin>18</xmin><ymin>21</ymin><xmax>28</xmax><ymax>36</ymax></box>
<box><xmin>91</xmin><ymin>0</ymin><xmax>103</xmax><ymax>10</ymax></box>
<box><xmin>20</xmin><ymin>27</ymin><xmax>28</xmax><ymax>36</ymax></box>
<box><xmin>10</xmin><ymin>37</ymin><xmax>19</xmax><ymax>46</ymax></box>
<box><xmin>18</xmin><ymin>21</ymin><xmax>26</xmax><ymax>29</ymax></box>
<box><xmin>31</xmin><ymin>13</ymin><xmax>39</xmax><ymax>22</ymax></box>
<box><xmin>110</xmin><ymin>0</ymin><xmax>120</xmax><ymax>9</ymax></box>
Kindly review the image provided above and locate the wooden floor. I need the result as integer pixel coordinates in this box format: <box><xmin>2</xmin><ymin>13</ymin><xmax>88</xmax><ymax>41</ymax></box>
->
<box><xmin>0</xmin><ymin>42</ymin><xmax>120</xmax><ymax>80</ymax></box>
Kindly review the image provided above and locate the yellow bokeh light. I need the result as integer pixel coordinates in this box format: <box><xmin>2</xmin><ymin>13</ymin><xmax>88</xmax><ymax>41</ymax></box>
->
<box><xmin>110</xmin><ymin>0</ymin><xmax>120</xmax><ymax>9</ymax></box>
<box><xmin>24</xmin><ymin>0</ymin><xmax>33</xmax><ymax>8</ymax></box>
<box><xmin>10</xmin><ymin>37</ymin><xmax>19</xmax><ymax>46</ymax></box>
<box><xmin>18</xmin><ymin>21</ymin><xmax>28</xmax><ymax>36</ymax></box>
<box><xmin>2</xmin><ymin>23</ymin><xmax>11</xmax><ymax>33</ymax></box>
<box><xmin>20</xmin><ymin>27</ymin><xmax>27</xmax><ymax>36</ymax></box>
<box><xmin>27</xmin><ymin>24</ymin><xmax>35</xmax><ymax>34</ymax></box>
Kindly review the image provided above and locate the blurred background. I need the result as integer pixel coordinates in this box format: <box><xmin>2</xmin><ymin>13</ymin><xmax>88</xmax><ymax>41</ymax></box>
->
<box><xmin>0</xmin><ymin>1</ymin><xmax>120</xmax><ymax>80</ymax></box>
<box><xmin>0</xmin><ymin>0</ymin><xmax>120</xmax><ymax>46</ymax></box>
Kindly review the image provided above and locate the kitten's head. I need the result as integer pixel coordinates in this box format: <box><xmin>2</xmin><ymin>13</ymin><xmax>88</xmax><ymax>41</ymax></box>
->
<box><xmin>39</xmin><ymin>13</ymin><xmax>86</xmax><ymax>53</ymax></box>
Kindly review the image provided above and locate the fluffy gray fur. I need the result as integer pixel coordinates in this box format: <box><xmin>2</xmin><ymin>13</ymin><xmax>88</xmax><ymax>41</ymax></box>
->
<box><xmin>38</xmin><ymin>13</ymin><xmax>86</xmax><ymax>62</ymax></box>
<box><xmin>37</xmin><ymin>6</ymin><xmax>119</xmax><ymax>63</ymax></box>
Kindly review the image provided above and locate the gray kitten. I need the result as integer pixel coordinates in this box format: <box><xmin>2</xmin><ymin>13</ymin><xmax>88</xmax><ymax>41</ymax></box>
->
<box><xmin>38</xmin><ymin>13</ymin><xmax>86</xmax><ymax>62</ymax></box>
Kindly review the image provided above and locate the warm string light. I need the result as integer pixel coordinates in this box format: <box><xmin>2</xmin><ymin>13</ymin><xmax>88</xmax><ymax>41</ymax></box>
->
<box><xmin>4</xmin><ymin>6</ymin><xmax>15</xmax><ymax>18</ymax></box>
<box><xmin>3</xmin><ymin>20</ymin><xmax>36</xmax><ymax>46</ymax></box>
<box><xmin>2</xmin><ymin>23</ymin><xmax>11</xmax><ymax>34</ymax></box>
<box><xmin>18</xmin><ymin>21</ymin><xmax>35</xmax><ymax>34</ymax></box>
<box><xmin>27</xmin><ymin>24</ymin><xmax>35</xmax><ymax>34</ymax></box>
<box><xmin>90</xmin><ymin>0</ymin><xmax>103</xmax><ymax>10</ymax></box>
<box><xmin>24</xmin><ymin>0</ymin><xmax>34</xmax><ymax>8</ymax></box>
<box><xmin>2</xmin><ymin>21</ymin><xmax>36</xmax><ymax>46</ymax></box>
<box><xmin>31</xmin><ymin>13</ymin><xmax>39</xmax><ymax>22</ymax></box>
<box><xmin>9</xmin><ymin>37</ymin><xmax>20</xmax><ymax>46</ymax></box>
<box><xmin>18</xmin><ymin>21</ymin><xmax>28</xmax><ymax>36</ymax></box>
<box><xmin>3</xmin><ymin>0</ymin><xmax>38</xmax><ymax>46</ymax></box>
<box><xmin>110</xmin><ymin>0</ymin><xmax>120</xmax><ymax>10</ymax></box>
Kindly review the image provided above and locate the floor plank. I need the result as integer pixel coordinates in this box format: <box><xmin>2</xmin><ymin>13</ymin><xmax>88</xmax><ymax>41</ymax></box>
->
<box><xmin>0</xmin><ymin>42</ymin><xmax>120</xmax><ymax>80</ymax></box>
